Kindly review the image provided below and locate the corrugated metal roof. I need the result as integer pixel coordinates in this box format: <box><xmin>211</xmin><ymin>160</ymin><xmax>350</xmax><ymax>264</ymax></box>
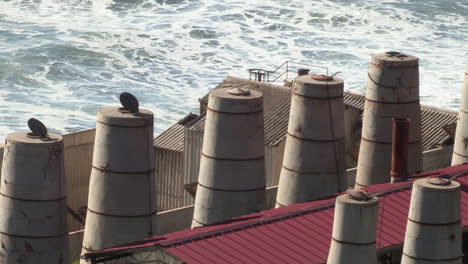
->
<box><xmin>154</xmin><ymin>123</ymin><xmax>185</xmax><ymax>151</ymax></box>
<box><xmin>154</xmin><ymin>114</ymin><xmax>200</xmax><ymax>151</ymax></box>
<box><xmin>178</xmin><ymin>77</ymin><xmax>458</xmax><ymax>150</ymax></box>
<box><xmin>84</xmin><ymin>163</ymin><xmax>468</xmax><ymax>264</ymax></box>
<box><xmin>420</xmin><ymin>106</ymin><xmax>457</xmax><ymax>150</ymax></box>
<box><xmin>344</xmin><ymin>90</ymin><xmax>366</xmax><ymax>110</ymax></box>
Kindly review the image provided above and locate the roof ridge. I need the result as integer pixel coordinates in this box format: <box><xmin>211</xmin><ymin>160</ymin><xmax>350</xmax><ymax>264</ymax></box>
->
<box><xmin>159</xmin><ymin>179</ymin><xmax>429</xmax><ymax>248</ymax></box>
<box><xmin>159</xmin><ymin>199</ymin><xmax>336</xmax><ymax>248</ymax></box>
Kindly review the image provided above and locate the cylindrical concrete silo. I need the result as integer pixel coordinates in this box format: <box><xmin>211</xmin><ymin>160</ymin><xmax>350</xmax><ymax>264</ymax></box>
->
<box><xmin>327</xmin><ymin>190</ymin><xmax>379</xmax><ymax>264</ymax></box>
<box><xmin>0</xmin><ymin>131</ymin><xmax>69</xmax><ymax>264</ymax></box>
<box><xmin>82</xmin><ymin>105</ymin><xmax>157</xmax><ymax>253</ymax></box>
<box><xmin>401</xmin><ymin>178</ymin><xmax>462</xmax><ymax>263</ymax></box>
<box><xmin>355</xmin><ymin>52</ymin><xmax>422</xmax><ymax>188</ymax></box>
<box><xmin>452</xmin><ymin>63</ymin><xmax>468</xmax><ymax>165</ymax></box>
<box><xmin>276</xmin><ymin>74</ymin><xmax>345</xmax><ymax>207</ymax></box>
<box><xmin>192</xmin><ymin>88</ymin><xmax>265</xmax><ymax>228</ymax></box>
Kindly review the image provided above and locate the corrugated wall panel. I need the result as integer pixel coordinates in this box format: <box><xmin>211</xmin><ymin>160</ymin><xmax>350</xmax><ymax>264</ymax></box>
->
<box><xmin>63</xmin><ymin>129</ymin><xmax>96</xmax><ymax>232</ymax></box>
<box><xmin>265</xmin><ymin>138</ymin><xmax>286</xmax><ymax>187</ymax></box>
<box><xmin>344</xmin><ymin>107</ymin><xmax>361</xmax><ymax>152</ymax></box>
<box><xmin>155</xmin><ymin>147</ymin><xmax>184</xmax><ymax>212</ymax></box>
<box><xmin>183</xmin><ymin>128</ymin><xmax>203</xmax><ymax>206</ymax></box>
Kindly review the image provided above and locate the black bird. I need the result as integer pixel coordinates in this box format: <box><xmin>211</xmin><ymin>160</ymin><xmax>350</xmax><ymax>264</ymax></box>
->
<box><xmin>119</xmin><ymin>92</ymin><xmax>139</xmax><ymax>113</ymax></box>
<box><xmin>27</xmin><ymin>118</ymin><xmax>48</xmax><ymax>138</ymax></box>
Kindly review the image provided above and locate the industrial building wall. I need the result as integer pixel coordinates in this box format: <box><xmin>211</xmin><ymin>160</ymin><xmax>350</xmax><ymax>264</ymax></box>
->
<box><xmin>344</xmin><ymin>107</ymin><xmax>361</xmax><ymax>157</ymax></box>
<box><xmin>156</xmin><ymin>147</ymin><xmax>185</xmax><ymax>212</ymax></box>
<box><xmin>265</xmin><ymin>138</ymin><xmax>286</xmax><ymax>187</ymax></box>
<box><xmin>182</xmin><ymin>128</ymin><xmax>203</xmax><ymax>206</ymax></box>
<box><xmin>63</xmin><ymin>129</ymin><xmax>96</xmax><ymax>231</ymax></box>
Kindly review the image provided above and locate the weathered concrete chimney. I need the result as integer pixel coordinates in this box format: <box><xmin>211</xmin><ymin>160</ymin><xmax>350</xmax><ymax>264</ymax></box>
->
<box><xmin>192</xmin><ymin>87</ymin><xmax>265</xmax><ymax>228</ymax></box>
<box><xmin>355</xmin><ymin>52</ymin><xmax>422</xmax><ymax>188</ymax></box>
<box><xmin>452</xmin><ymin>63</ymin><xmax>468</xmax><ymax>165</ymax></box>
<box><xmin>0</xmin><ymin>121</ymin><xmax>69</xmax><ymax>263</ymax></box>
<box><xmin>401</xmin><ymin>178</ymin><xmax>461</xmax><ymax>263</ymax></box>
<box><xmin>276</xmin><ymin>74</ymin><xmax>345</xmax><ymax>207</ymax></box>
<box><xmin>327</xmin><ymin>189</ymin><xmax>379</xmax><ymax>264</ymax></box>
<box><xmin>82</xmin><ymin>93</ymin><xmax>157</xmax><ymax>254</ymax></box>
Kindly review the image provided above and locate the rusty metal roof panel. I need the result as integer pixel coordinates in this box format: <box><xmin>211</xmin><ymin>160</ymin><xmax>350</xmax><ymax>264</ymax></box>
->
<box><xmin>84</xmin><ymin>164</ymin><xmax>468</xmax><ymax>264</ymax></box>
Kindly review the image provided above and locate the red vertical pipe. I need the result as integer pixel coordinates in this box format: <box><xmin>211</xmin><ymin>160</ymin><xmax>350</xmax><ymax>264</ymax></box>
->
<box><xmin>391</xmin><ymin>118</ymin><xmax>410</xmax><ymax>183</ymax></box>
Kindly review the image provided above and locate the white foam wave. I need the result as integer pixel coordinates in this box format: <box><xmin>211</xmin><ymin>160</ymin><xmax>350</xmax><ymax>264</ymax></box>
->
<box><xmin>0</xmin><ymin>0</ymin><xmax>466</xmax><ymax>141</ymax></box>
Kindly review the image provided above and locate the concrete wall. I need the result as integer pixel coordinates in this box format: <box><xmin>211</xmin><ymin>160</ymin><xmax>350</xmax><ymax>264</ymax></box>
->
<box><xmin>423</xmin><ymin>145</ymin><xmax>454</xmax><ymax>172</ymax></box>
<box><xmin>158</xmin><ymin>205</ymin><xmax>195</xmax><ymax>234</ymax></box>
<box><xmin>69</xmin><ymin>230</ymin><xmax>84</xmax><ymax>263</ymax></box>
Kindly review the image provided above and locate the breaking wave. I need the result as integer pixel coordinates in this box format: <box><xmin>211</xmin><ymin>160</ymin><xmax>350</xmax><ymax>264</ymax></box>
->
<box><xmin>0</xmin><ymin>0</ymin><xmax>466</xmax><ymax>139</ymax></box>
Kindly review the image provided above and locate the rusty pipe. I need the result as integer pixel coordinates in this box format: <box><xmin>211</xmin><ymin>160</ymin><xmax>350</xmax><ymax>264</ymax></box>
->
<box><xmin>391</xmin><ymin>118</ymin><xmax>410</xmax><ymax>183</ymax></box>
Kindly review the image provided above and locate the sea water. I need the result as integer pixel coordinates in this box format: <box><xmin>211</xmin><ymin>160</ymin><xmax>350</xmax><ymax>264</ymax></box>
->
<box><xmin>0</xmin><ymin>0</ymin><xmax>466</xmax><ymax>139</ymax></box>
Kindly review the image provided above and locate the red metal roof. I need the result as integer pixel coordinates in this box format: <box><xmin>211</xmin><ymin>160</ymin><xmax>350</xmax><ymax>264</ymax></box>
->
<box><xmin>85</xmin><ymin>164</ymin><xmax>468</xmax><ymax>264</ymax></box>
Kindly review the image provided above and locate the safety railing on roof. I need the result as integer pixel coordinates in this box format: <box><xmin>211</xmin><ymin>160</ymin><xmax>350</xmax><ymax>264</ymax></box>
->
<box><xmin>248</xmin><ymin>61</ymin><xmax>329</xmax><ymax>83</ymax></box>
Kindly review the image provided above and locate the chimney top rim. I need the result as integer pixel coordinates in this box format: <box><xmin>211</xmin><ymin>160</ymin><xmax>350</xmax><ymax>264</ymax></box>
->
<box><xmin>311</xmin><ymin>74</ymin><xmax>333</xmax><ymax>82</ymax></box>
<box><xmin>227</xmin><ymin>88</ymin><xmax>251</xmax><ymax>96</ymax></box>
<box><xmin>346</xmin><ymin>188</ymin><xmax>373</xmax><ymax>202</ymax></box>
<box><xmin>427</xmin><ymin>177</ymin><xmax>452</xmax><ymax>186</ymax></box>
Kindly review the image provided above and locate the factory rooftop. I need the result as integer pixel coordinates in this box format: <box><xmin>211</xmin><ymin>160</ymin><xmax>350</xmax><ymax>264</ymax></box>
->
<box><xmin>155</xmin><ymin>77</ymin><xmax>457</xmax><ymax>152</ymax></box>
<box><xmin>84</xmin><ymin>163</ymin><xmax>468</xmax><ymax>264</ymax></box>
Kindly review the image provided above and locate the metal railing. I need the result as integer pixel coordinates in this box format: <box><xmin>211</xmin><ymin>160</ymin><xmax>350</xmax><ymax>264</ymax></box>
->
<box><xmin>248</xmin><ymin>61</ymin><xmax>329</xmax><ymax>83</ymax></box>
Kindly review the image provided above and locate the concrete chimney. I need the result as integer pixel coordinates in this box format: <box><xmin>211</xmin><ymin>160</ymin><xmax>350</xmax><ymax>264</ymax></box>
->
<box><xmin>276</xmin><ymin>74</ymin><xmax>345</xmax><ymax>207</ymax></box>
<box><xmin>355</xmin><ymin>52</ymin><xmax>422</xmax><ymax>188</ymax></box>
<box><xmin>401</xmin><ymin>178</ymin><xmax>462</xmax><ymax>263</ymax></box>
<box><xmin>452</xmin><ymin>63</ymin><xmax>468</xmax><ymax>165</ymax></box>
<box><xmin>327</xmin><ymin>189</ymin><xmax>379</xmax><ymax>264</ymax></box>
<box><xmin>0</xmin><ymin>130</ymin><xmax>69</xmax><ymax>263</ymax></box>
<box><xmin>82</xmin><ymin>95</ymin><xmax>157</xmax><ymax>253</ymax></box>
<box><xmin>192</xmin><ymin>87</ymin><xmax>265</xmax><ymax>228</ymax></box>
